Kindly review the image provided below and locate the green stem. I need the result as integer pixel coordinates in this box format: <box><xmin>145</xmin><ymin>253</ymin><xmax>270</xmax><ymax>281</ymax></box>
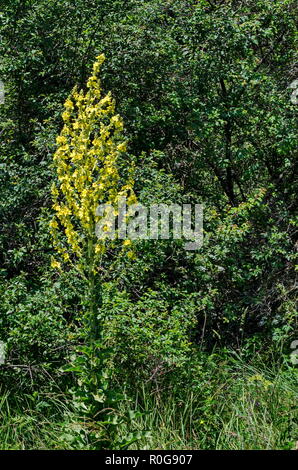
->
<box><xmin>86</xmin><ymin>229</ymin><xmax>101</xmax><ymax>343</ymax></box>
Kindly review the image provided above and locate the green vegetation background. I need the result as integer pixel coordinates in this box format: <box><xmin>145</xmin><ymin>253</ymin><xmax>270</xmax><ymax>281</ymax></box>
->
<box><xmin>0</xmin><ymin>0</ymin><xmax>297</xmax><ymax>450</ymax></box>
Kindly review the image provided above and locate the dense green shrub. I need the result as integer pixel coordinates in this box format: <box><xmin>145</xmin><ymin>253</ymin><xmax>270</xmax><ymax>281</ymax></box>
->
<box><xmin>0</xmin><ymin>0</ymin><xmax>297</xmax><ymax>450</ymax></box>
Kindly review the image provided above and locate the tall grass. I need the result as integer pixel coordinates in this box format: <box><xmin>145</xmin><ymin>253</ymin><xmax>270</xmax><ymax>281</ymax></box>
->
<box><xmin>0</xmin><ymin>352</ymin><xmax>297</xmax><ymax>449</ymax></box>
<box><xmin>0</xmin><ymin>388</ymin><xmax>72</xmax><ymax>449</ymax></box>
<box><xmin>118</xmin><ymin>353</ymin><xmax>298</xmax><ymax>450</ymax></box>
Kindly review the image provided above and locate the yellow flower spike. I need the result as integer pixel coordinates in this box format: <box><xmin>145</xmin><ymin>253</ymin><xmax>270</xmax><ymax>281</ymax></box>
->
<box><xmin>50</xmin><ymin>53</ymin><xmax>136</xmax><ymax>276</ymax></box>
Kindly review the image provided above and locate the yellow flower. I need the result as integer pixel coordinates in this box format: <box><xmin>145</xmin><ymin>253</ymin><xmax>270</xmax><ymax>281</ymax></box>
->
<box><xmin>49</xmin><ymin>219</ymin><xmax>58</xmax><ymax>229</ymax></box>
<box><xmin>248</xmin><ymin>374</ymin><xmax>273</xmax><ymax>390</ymax></box>
<box><xmin>51</xmin><ymin>258</ymin><xmax>61</xmax><ymax>269</ymax></box>
<box><xmin>56</xmin><ymin>136</ymin><xmax>67</xmax><ymax>145</ymax></box>
<box><xmin>64</xmin><ymin>99</ymin><xmax>74</xmax><ymax>110</ymax></box>
<box><xmin>62</xmin><ymin>111</ymin><xmax>71</xmax><ymax>121</ymax></box>
<box><xmin>95</xmin><ymin>244</ymin><xmax>105</xmax><ymax>255</ymax></box>
<box><xmin>95</xmin><ymin>54</ymin><xmax>105</xmax><ymax>64</ymax></box>
<box><xmin>127</xmin><ymin>251</ymin><xmax>136</xmax><ymax>260</ymax></box>
<box><xmin>117</xmin><ymin>142</ymin><xmax>127</xmax><ymax>152</ymax></box>
<box><xmin>62</xmin><ymin>252</ymin><xmax>70</xmax><ymax>262</ymax></box>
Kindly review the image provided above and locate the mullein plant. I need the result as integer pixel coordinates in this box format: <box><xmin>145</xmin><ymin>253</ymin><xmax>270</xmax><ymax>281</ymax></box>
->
<box><xmin>50</xmin><ymin>55</ymin><xmax>137</xmax><ymax>448</ymax></box>
<box><xmin>50</xmin><ymin>54</ymin><xmax>136</xmax><ymax>340</ymax></box>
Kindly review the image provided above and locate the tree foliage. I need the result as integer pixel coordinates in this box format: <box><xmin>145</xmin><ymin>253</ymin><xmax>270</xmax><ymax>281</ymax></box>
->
<box><xmin>0</xmin><ymin>0</ymin><xmax>297</xmax><ymax>450</ymax></box>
